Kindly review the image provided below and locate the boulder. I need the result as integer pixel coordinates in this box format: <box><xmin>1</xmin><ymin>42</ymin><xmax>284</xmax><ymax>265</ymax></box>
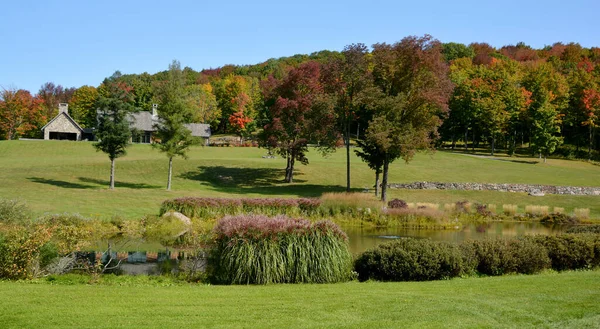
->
<box><xmin>528</xmin><ymin>189</ymin><xmax>545</xmax><ymax>197</ymax></box>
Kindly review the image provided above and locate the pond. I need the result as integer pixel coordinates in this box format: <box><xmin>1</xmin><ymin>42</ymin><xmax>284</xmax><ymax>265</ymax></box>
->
<box><xmin>343</xmin><ymin>221</ymin><xmax>567</xmax><ymax>255</ymax></box>
<box><xmin>84</xmin><ymin>221</ymin><xmax>567</xmax><ymax>275</ymax></box>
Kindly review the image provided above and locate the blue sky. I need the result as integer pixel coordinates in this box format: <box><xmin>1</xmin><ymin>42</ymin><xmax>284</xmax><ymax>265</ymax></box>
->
<box><xmin>1</xmin><ymin>0</ymin><xmax>599</xmax><ymax>93</ymax></box>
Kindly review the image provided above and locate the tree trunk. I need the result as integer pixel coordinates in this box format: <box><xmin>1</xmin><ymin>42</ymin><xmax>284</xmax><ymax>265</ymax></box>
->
<box><xmin>109</xmin><ymin>158</ymin><xmax>115</xmax><ymax>190</ymax></box>
<box><xmin>589</xmin><ymin>125</ymin><xmax>593</xmax><ymax>160</ymax></box>
<box><xmin>345</xmin><ymin>122</ymin><xmax>351</xmax><ymax>192</ymax></box>
<box><xmin>510</xmin><ymin>129</ymin><xmax>516</xmax><ymax>156</ymax></box>
<box><xmin>464</xmin><ymin>128</ymin><xmax>468</xmax><ymax>151</ymax></box>
<box><xmin>491</xmin><ymin>136</ymin><xmax>495</xmax><ymax>156</ymax></box>
<box><xmin>472</xmin><ymin>131</ymin><xmax>475</xmax><ymax>152</ymax></box>
<box><xmin>285</xmin><ymin>152</ymin><xmax>291</xmax><ymax>182</ymax></box>
<box><xmin>287</xmin><ymin>156</ymin><xmax>295</xmax><ymax>183</ymax></box>
<box><xmin>167</xmin><ymin>157</ymin><xmax>173</xmax><ymax>191</ymax></box>
<box><xmin>544</xmin><ymin>154</ymin><xmax>547</xmax><ymax>163</ymax></box>
<box><xmin>381</xmin><ymin>155</ymin><xmax>389</xmax><ymax>202</ymax></box>
<box><xmin>375</xmin><ymin>168</ymin><xmax>380</xmax><ymax>197</ymax></box>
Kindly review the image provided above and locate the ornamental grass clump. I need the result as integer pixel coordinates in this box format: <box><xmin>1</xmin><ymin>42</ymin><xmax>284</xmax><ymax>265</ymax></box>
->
<box><xmin>208</xmin><ymin>215</ymin><xmax>352</xmax><ymax>284</ymax></box>
<box><xmin>320</xmin><ymin>193</ymin><xmax>382</xmax><ymax>217</ymax></box>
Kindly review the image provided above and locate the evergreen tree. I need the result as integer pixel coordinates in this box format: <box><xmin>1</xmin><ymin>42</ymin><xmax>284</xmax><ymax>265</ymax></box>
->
<box><xmin>94</xmin><ymin>82</ymin><xmax>133</xmax><ymax>189</ymax></box>
<box><xmin>153</xmin><ymin>60</ymin><xmax>200</xmax><ymax>190</ymax></box>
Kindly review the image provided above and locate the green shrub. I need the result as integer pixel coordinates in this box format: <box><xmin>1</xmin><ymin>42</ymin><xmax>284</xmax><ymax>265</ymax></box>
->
<box><xmin>466</xmin><ymin>238</ymin><xmax>550</xmax><ymax>276</ymax></box>
<box><xmin>38</xmin><ymin>214</ymin><xmax>99</xmax><ymax>253</ymax></box>
<box><xmin>566</xmin><ymin>225</ymin><xmax>600</xmax><ymax>234</ymax></box>
<box><xmin>354</xmin><ymin>238</ymin><xmax>466</xmax><ymax>282</ymax></box>
<box><xmin>0</xmin><ymin>199</ymin><xmax>32</xmax><ymax>224</ymax></box>
<box><xmin>0</xmin><ymin>226</ymin><xmax>54</xmax><ymax>279</ymax></box>
<box><xmin>540</xmin><ymin>213</ymin><xmax>579</xmax><ymax>225</ymax></box>
<box><xmin>524</xmin><ymin>234</ymin><xmax>599</xmax><ymax>271</ymax></box>
<box><xmin>208</xmin><ymin>215</ymin><xmax>352</xmax><ymax>284</ymax></box>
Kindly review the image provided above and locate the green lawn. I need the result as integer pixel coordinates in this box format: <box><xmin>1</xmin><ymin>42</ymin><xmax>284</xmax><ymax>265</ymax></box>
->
<box><xmin>0</xmin><ymin>140</ymin><xmax>599</xmax><ymax>218</ymax></box>
<box><xmin>0</xmin><ymin>270</ymin><xmax>598</xmax><ymax>328</ymax></box>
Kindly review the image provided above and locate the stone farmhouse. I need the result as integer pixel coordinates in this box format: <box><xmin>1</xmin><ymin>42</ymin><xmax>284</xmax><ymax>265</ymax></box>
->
<box><xmin>42</xmin><ymin>103</ymin><xmax>211</xmax><ymax>144</ymax></box>
<box><xmin>41</xmin><ymin>103</ymin><xmax>94</xmax><ymax>141</ymax></box>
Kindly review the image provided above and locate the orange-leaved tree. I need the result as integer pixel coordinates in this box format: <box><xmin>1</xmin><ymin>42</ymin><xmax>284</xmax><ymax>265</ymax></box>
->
<box><xmin>0</xmin><ymin>88</ymin><xmax>45</xmax><ymax>140</ymax></box>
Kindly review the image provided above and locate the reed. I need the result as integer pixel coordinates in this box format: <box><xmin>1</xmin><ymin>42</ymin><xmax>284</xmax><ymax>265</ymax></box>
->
<box><xmin>525</xmin><ymin>205</ymin><xmax>550</xmax><ymax>216</ymax></box>
<box><xmin>415</xmin><ymin>203</ymin><xmax>440</xmax><ymax>210</ymax></box>
<box><xmin>444</xmin><ymin>203</ymin><xmax>456</xmax><ymax>212</ymax></box>
<box><xmin>319</xmin><ymin>193</ymin><xmax>383</xmax><ymax>217</ymax></box>
<box><xmin>573</xmin><ymin>208</ymin><xmax>590</xmax><ymax>219</ymax></box>
<box><xmin>502</xmin><ymin>204</ymin><xmax>518</xmax><ymax>216</ymax></box>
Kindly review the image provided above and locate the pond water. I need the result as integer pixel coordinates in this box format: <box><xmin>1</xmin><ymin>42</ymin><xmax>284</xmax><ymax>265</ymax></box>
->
<box><xmin>343</xmin><ymin>222</ymin><xmax>566</xmax><ymax>255</ymax></box>
<box><xmin>84</xmin><ymin>222</ymin><xmax>567</xmax><ymax>274</ymax></box>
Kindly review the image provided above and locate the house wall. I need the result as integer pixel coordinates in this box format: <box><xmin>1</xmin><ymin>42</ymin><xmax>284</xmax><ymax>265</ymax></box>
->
<box><xmin>44</xmin><ymin>115</ymin><xmax>82</xmax><ymax>140</ymax></box>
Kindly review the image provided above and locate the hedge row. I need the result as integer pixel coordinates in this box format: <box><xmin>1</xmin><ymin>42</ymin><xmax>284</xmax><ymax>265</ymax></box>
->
<box><xmin>160</xmin><ymin>197</ymin><xmax>321</xmax><ymax>219</ymax></box>
<box><xmin>355</xmin><ymin>234</ymin><xmax>600</xmax><ymax>282</ymax></box>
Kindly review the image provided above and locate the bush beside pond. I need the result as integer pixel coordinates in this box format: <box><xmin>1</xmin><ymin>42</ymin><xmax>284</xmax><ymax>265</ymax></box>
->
<box><xmin>354</xmin><ymin>238</ymin><xmax>466</xmax><ymax>282</ymax></box>
<box><xmin>354</xmin><ymin>234</ymin><xmax>600</xmax><ymax>282</ymax></box>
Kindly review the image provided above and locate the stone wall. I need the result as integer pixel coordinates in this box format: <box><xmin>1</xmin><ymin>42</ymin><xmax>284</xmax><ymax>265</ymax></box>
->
<box><xmin>388</xmin><ymin>181</ymin><xmax>600</xmax><ymax>196</ymax></box>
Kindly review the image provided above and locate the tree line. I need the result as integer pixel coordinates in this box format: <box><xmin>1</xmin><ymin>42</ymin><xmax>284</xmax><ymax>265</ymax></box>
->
<box><xmin>1</xmin><ymin>35</ymin><xmax>600</xmax><ymax>200</ymax></box>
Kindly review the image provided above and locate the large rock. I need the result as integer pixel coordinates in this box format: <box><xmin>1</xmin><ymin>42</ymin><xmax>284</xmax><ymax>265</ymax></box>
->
<box><xmin>528</xmin><ymin>189</ymin><xmax>545</xmax><ymax>197</ymax></box>
<box><xmin>162</xmin><ymin>211</ymin><xmax>192</xmax><ymax>237</ymax></box>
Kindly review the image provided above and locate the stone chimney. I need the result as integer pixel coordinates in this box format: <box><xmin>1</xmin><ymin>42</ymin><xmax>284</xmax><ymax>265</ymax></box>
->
<box><xmin>152</xmin><ymin>104</ymin><xmax>158</xmax><ymax>118</ymax></box>
<box><xmin>59</xmin><ymin>103</ymin><xmax>69</xmax><ymax>115</ymax></box>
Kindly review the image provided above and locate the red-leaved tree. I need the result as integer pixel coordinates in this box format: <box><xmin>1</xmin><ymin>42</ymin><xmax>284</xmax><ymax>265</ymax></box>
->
<box><xmin>0</xmin><ymin>88</ymin><xmax>45</xmax><ymax>140</ymax></box>
<box><xmin>261</xmin><ymin>61</ymin><xmax>337</xmax><ymax>183</ymax></box>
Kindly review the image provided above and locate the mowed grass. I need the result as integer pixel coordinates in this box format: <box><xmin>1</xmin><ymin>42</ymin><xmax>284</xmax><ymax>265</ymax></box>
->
<box><xmin>0</xmin><ymin>270</ymin><xmax>599</xmax><ymax>328</ymax></box>
<box><xmin>0</xmin><ymin>140</ymin><xmax>599</xmax><ymax>218</ymax></box>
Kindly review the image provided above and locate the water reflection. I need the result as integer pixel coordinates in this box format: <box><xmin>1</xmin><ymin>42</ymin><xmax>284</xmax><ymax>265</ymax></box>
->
<box><xmin>81</xmin><ymin>222</ymin><xmax>568</xmax><ymax>274</ymax></box>
<box><xmin>343</xmin><ymin>222</ymin><xmax>567</xmax><ymax>255</ymax></box>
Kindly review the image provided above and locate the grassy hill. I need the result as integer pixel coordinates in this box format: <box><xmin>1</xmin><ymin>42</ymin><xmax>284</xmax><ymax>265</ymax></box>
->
<box><xmin>0</xmin><ymin>140</ymin><xmax>599</xmax><ymax>218</ymax></box>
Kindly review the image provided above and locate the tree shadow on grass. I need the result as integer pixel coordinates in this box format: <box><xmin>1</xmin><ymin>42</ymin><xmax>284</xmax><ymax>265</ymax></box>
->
<box><xmin>180</xmin><ymin>166</ymin><xmax>351</xmax><ymax>197</ymax></box>
<box><xmin>28</xmin><ymin>177</ymin><xmax>93</xmax><ymax>189</ymax></box>
<box><xmin>78</xmin><ymin>177</ymin><xmax>161</xmax><ymax>189</ymax></box>
<box><xmin>26</xmin><ymin>177</ymin><xmax>162</xmax><ymax>190</ymax></box>
<box><xmin>494</xmin><ymin>159</ymin><xmax>539</xmax><ymax>165</ymax></box>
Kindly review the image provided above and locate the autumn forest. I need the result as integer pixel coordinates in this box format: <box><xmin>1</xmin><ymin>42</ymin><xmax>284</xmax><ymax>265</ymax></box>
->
<box><xmin>2</xmin><ymin>35</ymin><xmax>600</xmax><ymax>171</ymax></box>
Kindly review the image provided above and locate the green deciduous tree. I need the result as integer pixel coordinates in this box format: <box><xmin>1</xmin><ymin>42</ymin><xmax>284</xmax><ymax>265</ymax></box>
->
<box><xmin>70</xmin><ymin>85</ymin><xmax>99</xmax><ymax>128</ymax></box>
<box><xmin>184</xmin><ymin>83</ymin><xmax>219</xmax><ymax>124</ymax></box>
<box><xmin>522</xmin><ymin>62</ymin><xmax>569</xmax><ymax>162</ymax></box>
<box><xmin>94</xmin><ymin>82</ymin><xmax>134</xmax><ymax>189</ymax></box>
<box><xmin>355</xmin><ymin>138</ymin><xmax>386</xmax><ymax>197</ymax></box>
<box><xmin>323</xmin><ymin>43</ymin><xmax>371</xmax><ymax>192</ymax></box>
<box><xmin>368</xmin><ymin>35</ymin><xmax>453</xmax><ymax>201</ymax></box>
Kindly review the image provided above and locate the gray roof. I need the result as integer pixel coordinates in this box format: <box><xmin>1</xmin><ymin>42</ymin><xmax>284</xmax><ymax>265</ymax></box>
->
<box><xmin>128</xmin><ymin>111</ymin><xmax>157</xmax><ymax>131</ymax></box>
<box><xmin>185</xmin><ymin>123</ymin><xmax>211</xmax><ymax>138</ymax></box>
<box><xmin>128</xmin><ymin>111</ymin><xmax>211</xmax><ymax>138</ymax></box>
